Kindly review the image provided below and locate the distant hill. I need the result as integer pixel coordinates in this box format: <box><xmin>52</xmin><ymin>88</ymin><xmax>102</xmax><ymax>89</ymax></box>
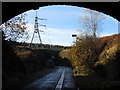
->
<box><xmin>8</xmin><ymin>41</ymin><xmax>71</xmax><ymax>50</ymax></box>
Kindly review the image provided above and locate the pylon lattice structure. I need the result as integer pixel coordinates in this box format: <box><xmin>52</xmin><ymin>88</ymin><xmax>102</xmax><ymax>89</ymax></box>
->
<box><xmin>29</xmin><ymin>11</ymin><xmax>46</xmax><ymax>48</ymax></box>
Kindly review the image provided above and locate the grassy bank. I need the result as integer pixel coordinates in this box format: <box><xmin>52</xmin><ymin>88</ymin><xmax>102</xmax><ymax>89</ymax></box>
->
<box><xmin>60</xmin><ymin>34</ymin><xmax>120</xmax><ymax>89</ymax></box>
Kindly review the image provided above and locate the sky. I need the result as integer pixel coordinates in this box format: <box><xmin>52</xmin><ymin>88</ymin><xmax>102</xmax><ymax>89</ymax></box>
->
<box><xmin>14</xmin><ymin>5</ymin><xmax>119</xmax><ymax>46</ymax></box>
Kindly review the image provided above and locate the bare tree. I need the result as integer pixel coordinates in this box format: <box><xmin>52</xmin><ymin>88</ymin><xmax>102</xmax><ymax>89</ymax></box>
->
<box><xmin>2</xmin><ymin>13</ymin><xmax>29</xmax><ymax>42</ymax></box>
<box><xmin>79</xmin><ymin>9</ymin><xmax>105</xmax><ymax>38</ymax></box>
<box><xmin>70</xmin><ymin>9</ymin><xmax>105</xmax><ymax>75</ymax></box>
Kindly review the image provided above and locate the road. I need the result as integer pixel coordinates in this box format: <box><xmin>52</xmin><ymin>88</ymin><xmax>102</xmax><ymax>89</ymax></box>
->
<box><xmin>24</xmin><ymin>66</ymin><xmax>76</xmax><ymax>90</ymax></box>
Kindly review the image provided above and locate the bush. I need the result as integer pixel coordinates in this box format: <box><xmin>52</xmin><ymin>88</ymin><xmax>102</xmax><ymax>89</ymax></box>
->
<box><xmin>70</xmin><ymin>35</ymin><xmax>98</xmax><ymax>74</ymax></box>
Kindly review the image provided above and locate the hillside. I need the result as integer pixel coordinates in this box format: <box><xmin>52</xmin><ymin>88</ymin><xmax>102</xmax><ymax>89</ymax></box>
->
<box><xmin>97</xmin><ymin>34</ymin><xmax>120</xmax><ymax>51</ymax></box>
<box><xmin>2</xmin><ymin>33</ymin><xmax>120</xmax><ymax>89</ymax></box>
<box><xmin>59</xmin><ymin>33</ymin><xmax>120</xmax><ymax>88</ymax></box>
<box><xmin>96</xmin><ymin>33</ymin><xmax>120</xmax><ymax>64</ymax></box>
<box><xmin>94</xmin><ymin>34</ymin><xmax>120</xmax><ymax>81</ymax></box>
<box><xmin>60</xmin><ymin>33</ymin><xmax>120</xmax><ymax>70</ymax></box>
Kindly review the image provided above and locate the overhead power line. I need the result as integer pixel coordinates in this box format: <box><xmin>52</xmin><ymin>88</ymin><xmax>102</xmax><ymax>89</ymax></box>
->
<box><xmin>29</xmin><ymin>11</ymin><xmax>47</xmax><ymax>48</ymax></box>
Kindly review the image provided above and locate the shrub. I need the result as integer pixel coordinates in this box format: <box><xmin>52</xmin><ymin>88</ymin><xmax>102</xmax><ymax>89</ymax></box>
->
<box><xmin>70</xmin><ymin>35</ymin><xmax>98</xmax><ymax>74</ymax></box>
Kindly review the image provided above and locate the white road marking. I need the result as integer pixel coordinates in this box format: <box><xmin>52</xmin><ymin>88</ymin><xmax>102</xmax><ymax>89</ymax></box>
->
<box><xmin>55</xmin><ymin>68</ymin><xmax>65</xmax><ymax>90</ymax></box>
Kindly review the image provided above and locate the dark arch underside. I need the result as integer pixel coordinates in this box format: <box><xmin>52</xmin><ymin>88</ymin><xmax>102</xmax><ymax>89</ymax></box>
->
<box><xmin>2</xmin><ymin>2</ymin><xmax>119</xmax><ymax>23</ymax></box>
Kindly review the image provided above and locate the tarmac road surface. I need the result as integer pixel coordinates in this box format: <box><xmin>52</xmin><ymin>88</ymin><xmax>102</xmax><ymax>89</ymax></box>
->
<box><xmin>24</xmin><ymin>66</ymin><xmax>76</xmax><ymax>90</ymax></box>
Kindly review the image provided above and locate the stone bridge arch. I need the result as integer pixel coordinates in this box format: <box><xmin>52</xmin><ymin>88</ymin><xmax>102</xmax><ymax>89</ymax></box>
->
<box><xmin>2</xmin><ymin>2</ymin><xmax>119</xmax><ymax>23</ymax></box>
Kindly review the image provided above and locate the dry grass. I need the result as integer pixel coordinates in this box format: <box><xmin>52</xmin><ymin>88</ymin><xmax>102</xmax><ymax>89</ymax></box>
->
<box><xmin>15</xmin><ymin>48</ymin><xmax>32</xmax><ymax>60</ymax></box>
<box><xmin>95</xmin><ymin>33</ymin><xmax>120</xmax><ymax>66</ymax></box>
<box><xmin>59</xmin><ymin>49</ymin><xmax>72</xmax><ymax>59</ymax></box>
<box><xmin>95</xmin><ymin>44</ymin><xmax>118</xmax><ymax>65</ymax></box>
<box><xmin>60</xmin><ymin>34</ymin><xmax>120</xmax><ymax>89</ymax></box>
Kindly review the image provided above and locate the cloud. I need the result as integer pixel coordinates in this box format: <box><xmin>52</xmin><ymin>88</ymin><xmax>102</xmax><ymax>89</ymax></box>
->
<box><xmin>100</xmin><ymin>33</ymin><xmax>115</xmax><ymax>37</ymax></box>
<box><xmin>40</xmin><ymin>27</ymin><xmax>78</xmax><ymax>46</ymax></box>
<box><xmin>20</xmin><ymin>5</ymin><xmax>118</xmax><ymax>46</ymax></box>
<box><xmin>25</xmin><ymin>22</ymin><xmax>117</xmax><ymax>46</ymax></box>
<box><xmin>23</xmin><ymin>23</ymin><xmax>78</xmax><ymax>46</ymax></box>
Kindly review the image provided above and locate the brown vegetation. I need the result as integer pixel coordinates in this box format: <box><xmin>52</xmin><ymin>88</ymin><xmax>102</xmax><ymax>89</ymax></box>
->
<box><xmin>60</xmin><ymin>33</ymin><xmax>120</xmax><ymax>89</ymax></box>
<box><xmin>2</xmin><ymin>39</ymin><xmax>64</xmax><ymax>88</ymax></box>
<box><xmin>95</xmin><ymin>34</ymin><xmax>120</xmax><ymax>80</ymax></box>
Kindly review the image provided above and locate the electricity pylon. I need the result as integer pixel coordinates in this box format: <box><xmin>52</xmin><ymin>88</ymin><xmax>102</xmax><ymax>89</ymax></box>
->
<box><xmin>29</xmin><ymin>11</ymin><xmax>47</xmax><ymax>48</ymax></box>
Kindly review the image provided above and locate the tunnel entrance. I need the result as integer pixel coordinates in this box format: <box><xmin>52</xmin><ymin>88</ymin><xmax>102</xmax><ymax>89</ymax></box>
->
<box><xmin>2</xmin><ymin>2</ymin><xmax>119</xmax><ymax>23</ymax></box>
<box><xmin>2</xmin><ymin>2</ymin><xmax>119</xmax><ymax>89</ymax></box>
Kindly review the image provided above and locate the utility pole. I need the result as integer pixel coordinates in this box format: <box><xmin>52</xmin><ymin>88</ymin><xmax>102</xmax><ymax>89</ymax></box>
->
<box><xmin>29</xmin><ymin>11</ymin><xmax>46</xmax><ymax>48</ymax></box>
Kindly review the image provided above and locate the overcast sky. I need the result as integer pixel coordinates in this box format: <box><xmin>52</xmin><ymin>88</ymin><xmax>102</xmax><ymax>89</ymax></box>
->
<box><xmin>17</xmin><ymin>5</ymin><xmax>118</xmax><ymax>46</ymax></box>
